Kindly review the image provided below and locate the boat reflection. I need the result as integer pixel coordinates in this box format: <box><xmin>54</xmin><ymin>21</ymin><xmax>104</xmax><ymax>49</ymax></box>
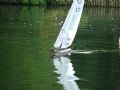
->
<box><xmin>52</xmin><ymin>55</ymin><xmax>80</xmax><ymax>90</ymax></box>
<box><xmin>118</xmin><ymin>37</ymin><xmax>120</xmax><ymax>48</ymax></box>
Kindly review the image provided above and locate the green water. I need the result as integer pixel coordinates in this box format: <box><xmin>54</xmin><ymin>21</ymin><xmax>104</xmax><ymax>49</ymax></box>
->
<box><xmin>0</xmin><ymin>5</ymin><xmax>120</xmax><ymax>90</ymax></box>
<box><xmin>71</xmin><ymin>8</ymin><xmax>120</xmax><ymax>90</ymax></box>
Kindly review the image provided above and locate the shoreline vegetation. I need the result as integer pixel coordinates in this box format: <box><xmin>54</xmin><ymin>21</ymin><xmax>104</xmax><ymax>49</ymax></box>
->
<box><xmin>0</xmin><ymin>0</ymin><xmax>120</xmax><ymax>8</ymax></box>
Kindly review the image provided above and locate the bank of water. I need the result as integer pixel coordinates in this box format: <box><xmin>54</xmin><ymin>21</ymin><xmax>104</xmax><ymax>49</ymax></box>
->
<box><xmin>1</xmin><ymin>0</ymin><xmax>120</xmax><ymax>7</ymax></box>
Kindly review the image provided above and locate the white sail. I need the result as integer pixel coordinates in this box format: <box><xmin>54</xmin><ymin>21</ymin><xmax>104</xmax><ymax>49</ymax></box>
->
<box><xmin>54</xmin><ymin>0</ymin><xmax>84</xmax><ymax>49</ymax></box>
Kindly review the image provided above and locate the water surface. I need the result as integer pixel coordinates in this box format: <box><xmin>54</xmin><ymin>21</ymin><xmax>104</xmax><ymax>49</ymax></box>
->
<box><xmin>0</xmin><ymin>5</ymin><xmax>120</xmax><ymax>90</ymax></box>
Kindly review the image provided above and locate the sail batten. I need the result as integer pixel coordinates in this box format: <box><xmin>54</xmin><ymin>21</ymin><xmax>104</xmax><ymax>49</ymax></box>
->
<box><xmin>54</xmin><ymin>0</ymin><xmax>84</xmax><ymax>49</ymax></box>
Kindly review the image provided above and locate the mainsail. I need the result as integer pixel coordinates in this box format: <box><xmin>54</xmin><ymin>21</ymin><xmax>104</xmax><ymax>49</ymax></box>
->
<box><xmin>54</xmin><ymin>0</ymin><xmax>84</xmax><ymax>49</ymax></box>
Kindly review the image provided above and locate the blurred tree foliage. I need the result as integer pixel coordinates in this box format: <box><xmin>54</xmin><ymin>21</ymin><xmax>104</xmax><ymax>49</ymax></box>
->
<box><xmin>0</xmin><ymin>0</ymin><xmax>120</xmax><ymax>7</ymax></box>
<box><xmin>0</xmin><ymin>0</ymin><xmax>72</xmax><ymax>5</ymax></box>
<box><xmin>0</xmin><ymin>0</ymin><xmax>46</xmax><ymax>5</ymax></box>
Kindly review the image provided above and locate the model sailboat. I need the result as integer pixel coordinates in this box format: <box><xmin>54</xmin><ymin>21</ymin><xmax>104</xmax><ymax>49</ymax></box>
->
<box><xmin>53</xmin><ymin>0</ymin><xmax>84</xmax><ymax>53</ymax></box>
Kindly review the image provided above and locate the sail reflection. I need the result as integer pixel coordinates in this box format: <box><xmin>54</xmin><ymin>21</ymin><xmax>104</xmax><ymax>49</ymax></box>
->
<box><xmin>118</xmin><ymin>37</ymin><xmax>120</xmax><ymax>48</ymax></box>
<box><xmin>52</xmin><ymin>55</ymin><xmax>80</xmax><ymax>90</ymax></box>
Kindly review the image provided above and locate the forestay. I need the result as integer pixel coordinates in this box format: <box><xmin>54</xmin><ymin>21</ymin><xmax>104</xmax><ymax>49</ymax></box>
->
<box><xmin>54</xmin><ymin>0</ymin><xmax>84</xmax><ymax>49</ymax></box>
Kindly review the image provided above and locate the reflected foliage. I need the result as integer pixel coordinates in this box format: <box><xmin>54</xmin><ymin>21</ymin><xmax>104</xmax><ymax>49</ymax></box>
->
<box><xmin>0</xmin><ymin>5</ymin><xmax>66</xmax><ymax>90</ymax></box>
<box><xmin>73</xmin><ymin>8</ymin><xmax>120</xmax><ymax>50</ymax></box>
<box><xmin>71</xmin><ymin>8</ymin><xmax>120</xmax><ymax>90</ymax></box>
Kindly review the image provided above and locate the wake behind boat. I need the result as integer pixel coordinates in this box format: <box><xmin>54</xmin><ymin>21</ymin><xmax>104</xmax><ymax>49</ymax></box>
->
<box><xmin>53</xmin><ymin>0</ymin><xmax>84</xmax><ymax>53</ymax></box>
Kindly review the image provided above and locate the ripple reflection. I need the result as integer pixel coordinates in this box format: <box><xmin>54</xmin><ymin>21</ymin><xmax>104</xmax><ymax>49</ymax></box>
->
<box><xmin>52</xmin><ymin>55</ymin><xmax>80</xmax><ymax>90</ymax></box>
